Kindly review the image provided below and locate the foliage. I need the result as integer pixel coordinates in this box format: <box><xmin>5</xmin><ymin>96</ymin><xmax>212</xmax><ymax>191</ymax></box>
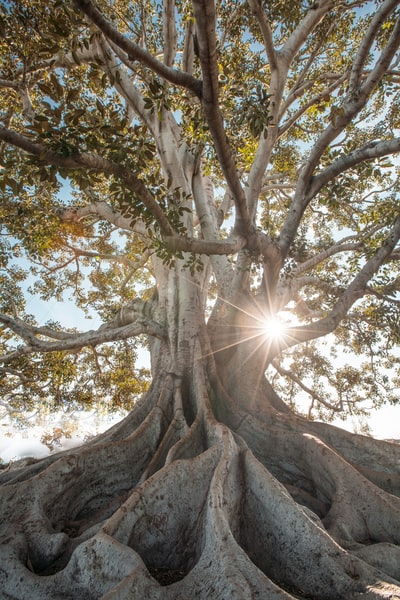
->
<box><xmin>0</xmin><ymin>0</ymin><xmax>399</xmax><ymax>429</ymax></box>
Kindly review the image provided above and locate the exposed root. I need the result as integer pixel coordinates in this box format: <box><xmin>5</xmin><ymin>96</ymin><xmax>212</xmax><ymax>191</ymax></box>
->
<box><xmin>1</xmin><ymin>362</ymin><xmax>400</xmax><ymax>599</ymax></box>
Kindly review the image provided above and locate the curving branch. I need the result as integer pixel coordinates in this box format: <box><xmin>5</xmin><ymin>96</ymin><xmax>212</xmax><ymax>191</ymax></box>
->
<box><xmin>0</xmin><ymin>125</ymin><xmax>175</xmax><ymax>236</ymax></box>
<box><xmin>272</xmin><ymin>214</ymin><xmax>400</xmax><ymax>357</ymax></box>
<box><xmin>290</xmin><ymin>240</ymin><xmax>363</xmax><ymax>278</ymax></box>
<box><xmin>309</xmin><ymin>137</ymin><xmax>400</xmax><ymax>198</ymax></box>
<box><xmin>73</xmin><ymin>0</ymin><xmax>202</xmax><ymax>97</ymax></box>
<box><xmin>0</xmin><ymin>313</ymin><xmax>167</xmax><ymax>365</ymax></box>
<box><xmin>272</xmin><ymin>359</ymin><xmax>343</xmax><ymax>415</ymax></box>
<box><xmin>0</xmin><ymin>317</ymin><xmax>76</xmax><ymax>343</ymax></box>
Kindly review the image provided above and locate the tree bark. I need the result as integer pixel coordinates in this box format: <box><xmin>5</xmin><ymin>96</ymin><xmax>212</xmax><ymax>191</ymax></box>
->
<box><xmin>1</xmin><ymin>279</ymin><xmax>400</xmax><ymax>599</ymax></box>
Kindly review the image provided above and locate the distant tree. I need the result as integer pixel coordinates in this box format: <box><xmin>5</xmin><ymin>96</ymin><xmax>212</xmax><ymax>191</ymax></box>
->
<box><xmin>1</xmin><ymin>0</ymin><xmax>400</xmax><ymax>597</ymax></box>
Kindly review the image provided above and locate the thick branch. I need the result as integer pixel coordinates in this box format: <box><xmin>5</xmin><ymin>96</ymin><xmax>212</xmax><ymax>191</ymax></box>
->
<box><xmin>309</xmin><ymin>138</ymin><xmax>400</xmax><ymax>198</ymax></box>
<box><xmin>0</xmin><ymin>78</ymin><xmax>19</xmax><ymax>90</ymax></box>
<box><xmin>182</xmin><ymin>20</ymin><xmax>195</xmax><ymax>75</ymax></box>
<box><xmin>73</xmin><ymin>0</ymin><xmax>202</xmax><ymax>96</ymax></box>
<box><xmin>0</xmin><ymin>126</ymin><xmax>246</xmax><ymax>257</ymax></box>
<box><xmin>192</xmin><ymin>0</ymin><xmax>251</xmax><ymax>234</ymax></box>
<box><xmin>0</xmin><ymin>125</ymin><xmax>175</xmax><ymax>236</ymax></box>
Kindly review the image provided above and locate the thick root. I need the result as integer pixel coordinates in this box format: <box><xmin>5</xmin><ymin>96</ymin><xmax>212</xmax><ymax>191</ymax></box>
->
<box><xmin>1</xmin><ymin>365</ymin><xmax>400</xmax><ymax>599</ymax></box>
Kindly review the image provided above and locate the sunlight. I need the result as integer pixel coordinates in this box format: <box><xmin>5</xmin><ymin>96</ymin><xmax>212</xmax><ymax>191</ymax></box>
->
<box><xmin>261</xmin><ymin>315</ymin><xmax>287</xmax><ymax>342</ymax></box>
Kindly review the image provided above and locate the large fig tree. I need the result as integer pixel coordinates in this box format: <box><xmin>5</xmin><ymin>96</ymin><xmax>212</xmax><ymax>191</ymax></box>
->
<box><xmin>1</xmin><ymin>0</ymin><xmax>400</xmax><ymax>597</ymax></box>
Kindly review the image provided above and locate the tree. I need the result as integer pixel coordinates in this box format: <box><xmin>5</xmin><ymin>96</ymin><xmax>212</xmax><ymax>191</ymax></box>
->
<box><xmin>1</xmin><ymin>0</ymin><xmax>400</xmax><ymax>596</ymax></box>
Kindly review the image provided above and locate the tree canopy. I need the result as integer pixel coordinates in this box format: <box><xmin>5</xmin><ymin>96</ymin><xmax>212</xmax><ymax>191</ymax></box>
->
<box><xmin>1</xmin><ymin>0</ymin><xmax>399</xmax><ymax>429</ymax></box>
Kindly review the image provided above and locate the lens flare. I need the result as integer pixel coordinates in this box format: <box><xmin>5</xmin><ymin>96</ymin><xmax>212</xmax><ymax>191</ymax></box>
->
<box><xmin>262</xmin><ymin>316</ymin><xmax>287</xmax><ymax>342</ymax></box>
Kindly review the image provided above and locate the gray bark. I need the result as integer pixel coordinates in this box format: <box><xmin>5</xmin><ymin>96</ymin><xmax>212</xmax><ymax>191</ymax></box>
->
<box><xmin>1</xmin><ymin>280</ymin><xmax>400</xmax><ymax>599</ymax></box>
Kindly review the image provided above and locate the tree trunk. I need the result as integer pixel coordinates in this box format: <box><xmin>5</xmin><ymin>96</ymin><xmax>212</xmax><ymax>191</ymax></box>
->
<box><xmin>1</xmin><ymin>279</ymin><xmax>400</xmax><ymax>599</ymax></box>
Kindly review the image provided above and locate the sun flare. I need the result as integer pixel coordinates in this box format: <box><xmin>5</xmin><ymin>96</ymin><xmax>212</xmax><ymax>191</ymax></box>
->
<box><xmin>261</xmin><ymin>316</ymin><xmax>287</xmax><ymax>342</ymax></box>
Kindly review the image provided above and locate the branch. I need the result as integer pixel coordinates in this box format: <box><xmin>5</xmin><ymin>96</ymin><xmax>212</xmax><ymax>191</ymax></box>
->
<box><xmin>273</xmin><ymin>214</ymin><xmax>400</xmax><ymax>355</ymax></box>
<box><xmin>272</xmin><ymin>360</ymin><xmax>342</xmax><ymax>414</ymax></box>
<box><xmin>0</xmin><ymin>78</ymin><xmax>35</xmax><ymax>121</ymax></box>
<box><xmin>276</xmin><ymin>276</ymin><xmax>332</xmax><ymax>313</ymax></box>
<box><xmin>290</xmin><ymin>241</ymin><xmax>363</xmax><ymax>278</ymax></box>
<box><xmin>0</xmin><ymin>315</ymin><xmax>167</xmax><ymax>365</ymax></box>
<box><xmin>64</xmin><ymin>243</ymin><xmax>148</xmax><ymax>268</ymax></box>
<box><xmin>279</xmin><ymin>72</ymin><xmax>349</xmax><ymax>136</ymax></box>
<box><xmin>0</xmin><ymin>125</ymin><xmax>175</xmax><ymax>236</ymax></box>
<box><xmin>0</xmin><ymin>78</ymin><xmax>19</xmax><ymax>90</ymax></box>
<box><xmin>182</xmin><ymin>19</ymin><xmax>195</xmax><ymax>75</ymax></box>
<box><xmin>192</xmin><ymin>170</ymin><xmax>235</xmax><ymax>290</ymax></box>
<box><xmin>279</xmin><ymin>11</ymin><xmax>400</xmax><ymax>254</ymax></box>
<box><xmin>283</xmin><ymin>17</ymin><xmax>337</xmax><ymax>110</ymax></box>
<box><xmin>192</xmin><ymin>0</ymin><xmax>251</xmax><ymax>234</ymax></box>
<box><xmin>121</xmin><ymin>249</ymin><xmax>152</xmax><ymax>291</ymax></box>
<box><xmin>163</xmin><ymin>0</ymin><xmax>177</xmax><ymax>67</ymax></box>
<box><xmin>279</xmin><ymin>134</ymin><xmax>400</xmax><ymax>260</ymax></box>
<box><xmin>365</xmin><ymin>280</ymin><xmax>400</xmax><ymax>307</ymax></box>
<box><xmin>94</xmin><ymin>38</ymin><xmax>155</xmax><ymax>130</ymax></box>
<box><xmin>359</xmin><ymin>10</ymin><xmax>400</xmax><ymax>101</ymax></box>
<box><xmin>348</xmin><ymin>0</ymin><xmax>399</xmax><ymax>93</ymax></box>
<box><xmin>60</xmin><ymin>202</ymin><xmax>147</xmax><ymax>235</ymax></box>
<box><xmin>0</xmin><ymin>126</ymin><xmax>246</xmax><ymax>256</ymax></box>
<box><xmin>245</xmin><ymin>2</ymin><xmax>333</xmax><ymax>218</ymax></box>
<box><xmin>280</xmin><ymin>0</ymin><xmax>334</xmax><ymax>67</ymax></box>
<box><xmin>246</xmin><ymin>0</ymin><xmax>277</xmax><ymax>70</ymax></box>
<box><xmin>73</xmin><ymin>0</ymin><xmax>202</xmax><ymax>97</ymax></box>
<box><xmin>162</xmin><ymin>233</ymin><xmax>246</xmax><ymax>255</ymax></box>
<box><xmin>309</xmin><ymin>138</ymin><xmax>400</xmax><ymax>198</ymax></box>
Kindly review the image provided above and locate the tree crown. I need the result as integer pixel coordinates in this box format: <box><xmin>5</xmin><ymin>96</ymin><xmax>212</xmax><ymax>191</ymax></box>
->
<box><xmin>0</xmin><ymin>0</ymin><xmax>399</xmax><ymax>429</ymax></box>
